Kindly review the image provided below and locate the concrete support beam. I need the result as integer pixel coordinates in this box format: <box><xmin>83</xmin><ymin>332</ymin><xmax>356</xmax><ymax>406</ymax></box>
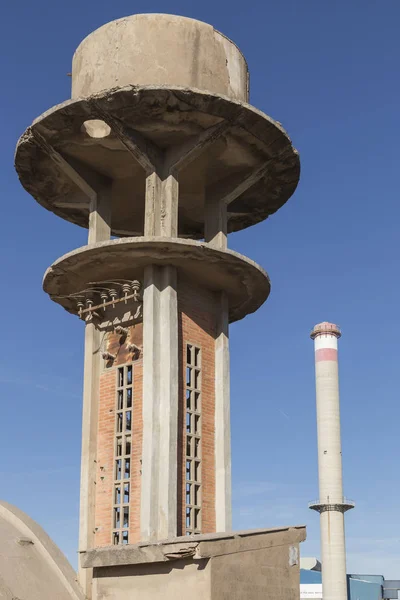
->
<box><xmin>90</xmin><ymin>102</ymin><xmax>163</xmax><ymax>174</ymax></box>
<box><xmin>205</xmin><ymin>160</ymin><xmax>272</xmax><ymax>210</ymax></box>
<box><xmin>80</xmin><ymin>115</ymin><xmax>234</xmax><ymax>239</ymax></box>
<box><xmin>88</xmin><ymin>184</ymin><xmax>112</xmax><ymax>245</ymax></box>
<box><xmin>53</xmin><ymin>200</ymin><xmax>90</xmax><ymax>210</ymax></box>
<box><xmin>31</xmin><ymin>129</ymin><xmax>112</xmax><ymax>244</ymax></box>
<box><xmin>165</xmin><ymin>120</ymin><xmax>231</xmax><ymax>174</ymax></box>
<box><xmin>141</xmin><ymin>265</ymin><xmax>179</xmax><ymax>541</ymax></box>
<box><xmin>204</xmin><ymin>197</ymin><xmax>227</xmax><ymax>250</ymax></box>
<box><xmin>144</xmin><ymin>172</ymin><xmax>179</xmax><ymax>237</ymax></box>
<box><xmin>143</xmin><ymin>120</ymin><xmax>231</xmax><ymax>238</ymax></box>
<box><xmin>31</xmin><ymin>129</ymin><xmax>96</xmax><ymax>203</ymax></box>
<box><xmin>221</xmin><ymin>161</ymin><xmax>272</xmax><ymax>206</ymax></box>
<box><xmin>214</xmin><ymin>292</ymin><xmax>232</xmax><ymax>532</ymax></box>
<box><xmin>78</xmin><ymin>323</ymin><xmax>101</xmax><ymax>599</ymax></box>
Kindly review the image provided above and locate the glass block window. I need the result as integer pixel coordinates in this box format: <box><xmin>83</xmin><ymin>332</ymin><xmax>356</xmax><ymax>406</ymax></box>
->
<box><xmin>185</xmin><ymin>344</ymin><xmax>201</xmax><ymax>535</ymax></box>
<box><xmin>113</xmin><ymin>364</ymin><xmax>133</xmax><ymax>544</ymax></box>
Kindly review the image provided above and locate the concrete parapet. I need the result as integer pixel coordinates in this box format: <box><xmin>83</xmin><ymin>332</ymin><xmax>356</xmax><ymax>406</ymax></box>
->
<box><xmin>80</xmin><ymin>526</ymin><xmax>306</xmax><ymax>600</ymax></box>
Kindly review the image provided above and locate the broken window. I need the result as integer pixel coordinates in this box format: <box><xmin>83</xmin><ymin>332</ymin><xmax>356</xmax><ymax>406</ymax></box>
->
<box><xmin>185</xmin><ymin>344</ymin><xmax>202</xmax><ymax>535</ymax></box>
<box><xmin>113</xmin><ymin>364</ymin><xmax>134</xmax><ymax>545</ymax></box>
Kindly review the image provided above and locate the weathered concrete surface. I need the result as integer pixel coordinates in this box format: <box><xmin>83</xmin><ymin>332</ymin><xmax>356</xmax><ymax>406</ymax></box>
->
<box><xmin>72</xmin><ymin>14</ymin><xmax>249</xmax><ymax>102</ymax></box>
<box><xmin>0</xmin><ymin>501</ymin><xmax>84</xmax><ymax>600</ymax></box>
<box><xmin>93</xmin><ymin>559</ymin><xmax>210</xmax><ymax>600</ymax></box>
<box><xmin>141</xmin><ymin>265</ymin><xmax>179</xmax><ymax>541</ymax></box>
<box><xmin>82</xmin><ymin>526</ymin><xmax>306</xmax><ymax>600</ymax></box>
<box><xmin>15</xmin><ymin>86</ymin><xmax>300</xmax><ymax>238</ymax></box>
<box><xmin>78</xmin><ymin>322</ymin><xmax>101</xmax><ymax>599</ymax></box>
<box><xmin>215</xmin><ymin>291</ymin><xmax>232</xmax><ymax>531</ymax></box>
<box><xmin>82</xmin><ymin>526</ymin><xmax>305</xmax><ymax>566</ymax></box>
<box><xmin>43</xmin><ymin>236</ymin><xmax>270</xmax><ymax>323</ymax></box>
<box><xmin>79</xmin><ymin>176</ymin><xmax>111</xmax><ymax>599</ymax></box>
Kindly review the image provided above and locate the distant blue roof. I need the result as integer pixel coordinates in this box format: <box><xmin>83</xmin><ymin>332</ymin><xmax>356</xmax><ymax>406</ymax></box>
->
<box><xmin>300</xmin><ymin>570</ymin><xmax>384</xmax><ymax>600</ymax></box>
<box><xmin>349</xmin><ymin>575</ymin><xmax>384</xmax><ymax>586</ymax></box>
<box><xmin>348</xmin><ymin>577</ymin><xmax>382</xmax><ymax>600</ymax></box>
<box><xmin>300</xmin><ymin>569</ymin><xmax>322</xmax><ymax>584</ymax></box>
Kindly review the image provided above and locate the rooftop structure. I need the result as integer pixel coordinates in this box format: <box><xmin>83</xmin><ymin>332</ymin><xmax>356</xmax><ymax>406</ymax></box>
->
<box><xmin>301</xmin><ymin>562</ymin><xmax>400</xmax><ymax>600</ymax></box>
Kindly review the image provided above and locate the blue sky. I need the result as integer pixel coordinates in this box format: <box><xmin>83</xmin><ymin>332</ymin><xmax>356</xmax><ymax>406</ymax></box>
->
<box><xmin>0</xmin><ymin>0</ymin><xmax>399</xmax><ymax>578</ymax></box>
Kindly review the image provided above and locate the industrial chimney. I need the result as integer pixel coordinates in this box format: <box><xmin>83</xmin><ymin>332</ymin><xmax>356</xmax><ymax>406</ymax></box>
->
<box><xmin>309</xmin><ymin>322</ymin><xmax>354</xmax><ymax>600</ymax></box>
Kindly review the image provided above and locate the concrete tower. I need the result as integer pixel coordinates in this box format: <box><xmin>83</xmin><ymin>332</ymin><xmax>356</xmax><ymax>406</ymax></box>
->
<box><xmin>15</xmin><ymin>14</ymin><xmax>304</xmax><ymax>599</ymax></box>
<box><xmin>309</xmin><ymin>322</ymin><xmax>354</xmax><ymax>600</ymax></box>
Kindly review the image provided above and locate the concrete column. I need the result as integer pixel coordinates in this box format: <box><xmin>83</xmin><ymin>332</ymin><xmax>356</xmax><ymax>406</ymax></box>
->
<box><xmin>78</xmin><ymin>323</ymin><xmax>101</xmax><ymax>598</ymax></box>
<box><xmin>204</xmin><ymin>197</ymin><xmax>227</xmax><ymax>250</ymax></box>
<box><xmin>141</xmin><ymin>265</ymin><xmax>179</xmax><ymax>541</ymax></box>
<box><xmin>160</xmin><ymin>175</ymin><xmax>179</xmax><ymax>237</ymax></box>
<box><xmin>141</xmin><ymin>265</ymin><xmax>161</xmax><ymax>541</ymax></box>
<box><xmin>158</xmin><ymin>266</ymin><xmax>179</xmax><ymax>537</ymax></box>
<box><xmin>204</xmin><ymin>194</ymin><xmax>231</xmax><ymax>530</ymax></box>
<box><xmin>88</xmin><ymin>184</ymin><xmax>112</xmax><ymax>244</ymax></box>
<box><xmin>144</xmin><ymin>171</ymin><xmax>178</xmax><ymax>237</ymax></box>
<box><xmin>311</xmin><ymin>323</ymin><xmax>349</xmax><ymax>600</ymax></box>
<box><xmin>78</xmin><ymin>187</ymin><xmax>111</xmax><ymax>597</ymax></box>
<box><xmin>144</xmin><ymin>173</ymin><xmax>162</xmax><ymax>237</ymax></box>
<box><xmin>214</xmin><ymin>292</ymin><xmax>232</xmax><ymax>531</ymax></box>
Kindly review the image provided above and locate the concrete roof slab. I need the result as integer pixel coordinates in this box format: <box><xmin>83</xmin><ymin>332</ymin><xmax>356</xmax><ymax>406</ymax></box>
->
<box><xmin>81</xmin><ymin>525</ymin><xmax>306</xmax><ymax>568</ymax></box>
<box><xmin>43</xmin><ymin>237</ymin><xmax>270</xmax><ymax>323</ymax></box>
<box><xmin>16</xmin><ymin>85</ymin><xmax>300</xmax><ymax>238</ymax></box>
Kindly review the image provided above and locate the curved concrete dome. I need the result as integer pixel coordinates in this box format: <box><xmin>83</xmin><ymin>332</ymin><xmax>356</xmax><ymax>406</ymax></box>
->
<box><xmin>0</xmin><ymin>501</ymin><xmax>84</xmax><ymax>600</ymax></box>
<box><xmin>72</xmin><ymin>14</ymin><xmax>249</xmax><ymax>102</ymax></box>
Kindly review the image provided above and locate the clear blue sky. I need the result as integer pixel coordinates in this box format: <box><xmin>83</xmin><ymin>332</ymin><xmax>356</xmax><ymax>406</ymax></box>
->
<box><xmin>0</xmin><ymin>0</ymin><xmax>399</xmax><ymax>578</ymax></box>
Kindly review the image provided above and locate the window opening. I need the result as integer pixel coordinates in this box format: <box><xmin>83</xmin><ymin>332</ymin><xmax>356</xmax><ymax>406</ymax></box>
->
<box><xmin>113</xmin><ymin>364</ymin><xmax>133</xmax><ymax>545</ymax></box>
<box><xmin>185</xmin><ymin>344</ymin><xmax>202</xmax><ymax>535</ymax></box>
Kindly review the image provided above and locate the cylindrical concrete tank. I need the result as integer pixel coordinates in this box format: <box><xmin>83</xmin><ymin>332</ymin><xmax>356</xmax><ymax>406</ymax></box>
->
<box><xmin>72</xmin><ymin>14</ymin><xmax>249</xmax><ymax>102</ymax></box>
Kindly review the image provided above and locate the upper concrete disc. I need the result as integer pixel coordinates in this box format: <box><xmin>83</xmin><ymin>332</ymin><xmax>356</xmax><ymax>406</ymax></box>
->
<box><xmin>16</xmin><ymin>86</ymin><xmax>300</xmax><ymax>238</ymax></box>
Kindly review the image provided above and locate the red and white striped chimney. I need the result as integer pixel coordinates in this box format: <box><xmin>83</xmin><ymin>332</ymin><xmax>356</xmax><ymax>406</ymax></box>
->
<box><xmin>309</xmin><ymin>322</ymin><xmax>354</xmax><ymax>600</ymax></box>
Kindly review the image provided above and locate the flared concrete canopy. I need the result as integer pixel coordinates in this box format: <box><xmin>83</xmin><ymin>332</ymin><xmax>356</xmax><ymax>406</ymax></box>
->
<box><xmin>16</xmin><ymin>86</ymin><xmax>300</xmax><ymax>238</ymax></box>
<box><xmin>43</xmin><ymin>237</ymin><xmax>270</xmax><ymax>323</ymax></box>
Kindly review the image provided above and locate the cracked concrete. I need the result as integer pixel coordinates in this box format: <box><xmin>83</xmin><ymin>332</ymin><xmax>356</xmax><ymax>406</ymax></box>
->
<box><xmin>15</xmin><ymin>85</ymin><xmax>299</xmax><ymax>238</ymax></box>
<box><xmin>43</xmin><ymin>237</ymin><xmax>270</xmax><ymax>323</ymax></box>
<box><xmin>82</xmin><ymin>526</ymin><xmax>306</xmax><ymax>600</ymax></box>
